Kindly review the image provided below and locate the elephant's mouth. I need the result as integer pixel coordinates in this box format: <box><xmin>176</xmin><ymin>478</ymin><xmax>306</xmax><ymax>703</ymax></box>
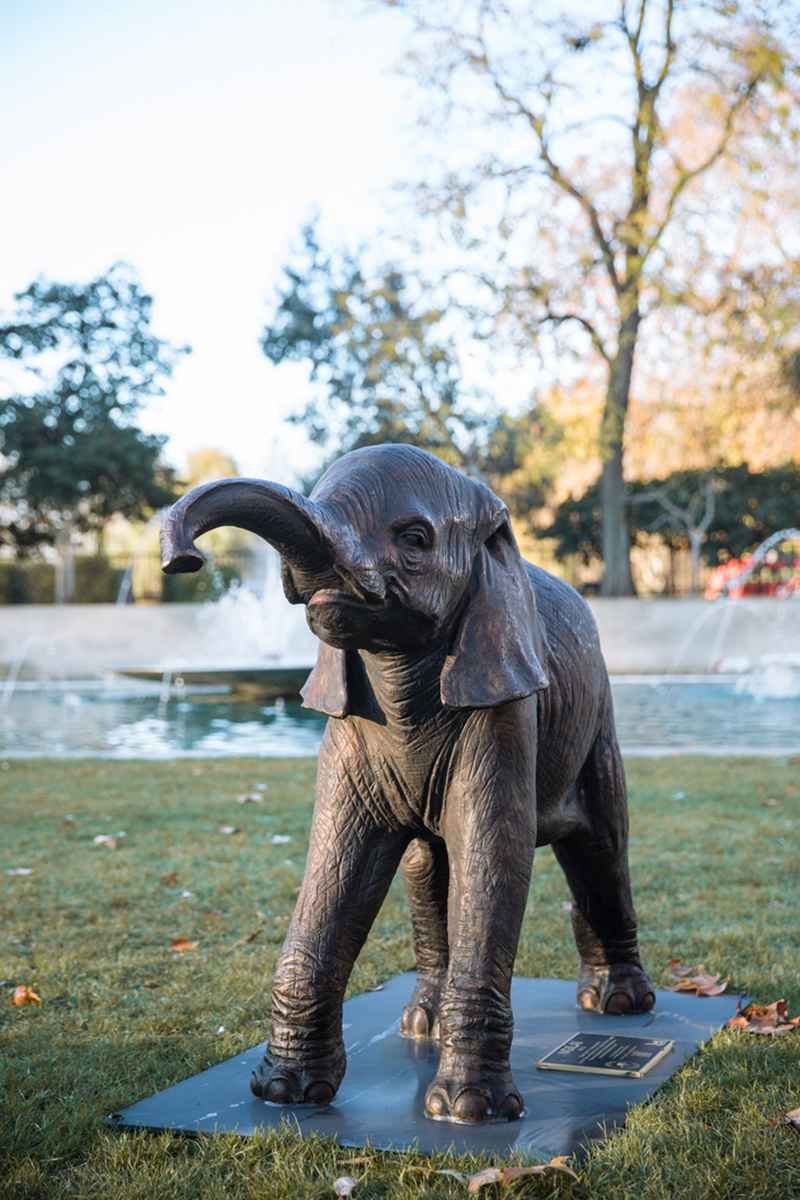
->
<box><xmin>307</xmin><ymin>583</ymin><xmax>439</xmax><ymax>652</ymax></box>
<box><xmin>308</xmin><ymin>588</ymin><xmax>385</xmax><ymax>611</ymax></box>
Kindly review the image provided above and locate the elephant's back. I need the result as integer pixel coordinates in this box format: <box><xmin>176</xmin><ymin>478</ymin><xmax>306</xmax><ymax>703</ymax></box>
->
<box><xmin>527</xmin><ymin>564</ymin><xmax>605</xmax><ymax>675</ymax></box>
<box><xmin>525</xmin><ymin>563</ymin><xmax>611</xmax><ymax>803</ymax></box>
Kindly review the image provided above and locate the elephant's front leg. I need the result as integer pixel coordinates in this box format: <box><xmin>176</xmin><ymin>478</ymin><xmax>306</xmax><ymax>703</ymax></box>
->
<box><xmin>251</xmin><ymin>731</ymin><xmax>408</xmax><ymax>1105</ymax></box>
<box><xmin>426</xmin><ymin>704</ymin><xmax>536</xmax><ymax>1124</ymax></box>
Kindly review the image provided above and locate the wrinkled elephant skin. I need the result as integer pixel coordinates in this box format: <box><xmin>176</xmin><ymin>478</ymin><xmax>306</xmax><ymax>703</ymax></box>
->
<box><xmin>161</xmin><ymin>444</ymin><xmax>655</xmax><ymax>1124</ymax></box>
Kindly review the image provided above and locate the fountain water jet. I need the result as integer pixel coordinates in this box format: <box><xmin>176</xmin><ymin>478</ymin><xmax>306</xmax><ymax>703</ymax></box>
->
<box><xmin>119</xmin><ymin>544</ymin><xmax>316</xmax><ymax>699</ymax></box>
<box><xmin>719</xmin><ymin>528</ymin><xmax>800</xmax><ymax>598</ymax></box>
<box><xmin>673</xmin><ymin>529</ymin><xmax>800</xmax><ymax>696</ymax></box>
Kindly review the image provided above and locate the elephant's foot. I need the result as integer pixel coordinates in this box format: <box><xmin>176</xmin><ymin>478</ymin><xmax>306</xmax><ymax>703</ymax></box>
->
<box><xmin>424</xmin><ymin>1055</ymin><xmax>523</xmax><ymax>1124</ymax></box>
<box><xmin>400</xmin><ymin>974</ymin><xmax>444</xmax><ymax>1040</ymax></box>
<box><xmin>250</xmin><ymin>1045</ymin><xmax>345</xmax><ymax>1106</ymax></box>
<box><xmin>577</xmin><ymin>961</ymin><xmax>655</xmax><ymax>1014</ymax></box>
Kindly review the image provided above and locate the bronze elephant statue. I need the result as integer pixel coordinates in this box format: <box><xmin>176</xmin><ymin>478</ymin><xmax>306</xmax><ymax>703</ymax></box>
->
<box><xmin>161</xmin><ymin>443</ymin><xmax>654</xmax><ymax>1124</ymax></box>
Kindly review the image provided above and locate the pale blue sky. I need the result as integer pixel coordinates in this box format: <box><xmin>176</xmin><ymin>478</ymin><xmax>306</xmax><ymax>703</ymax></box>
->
<box><xmin>1</xmin><ymin>0</ymin><xmax>419</xmax><ymax>482</ymax></box>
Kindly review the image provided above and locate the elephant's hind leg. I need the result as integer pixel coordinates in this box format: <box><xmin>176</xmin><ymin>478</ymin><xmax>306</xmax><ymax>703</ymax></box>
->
<box><xmin>400</xmin><ymin>837</ymin><xmax>449</xmax><ymax>1040</ymax></box>
<box><xmin>554</xmin><ymin>726</ymin><xmax>655</xmax><ymax>1015</ymax></box>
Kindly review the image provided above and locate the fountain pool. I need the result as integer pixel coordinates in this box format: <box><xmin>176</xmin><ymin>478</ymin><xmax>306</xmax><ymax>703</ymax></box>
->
<box><xmin>1</xmin><ymin>673</ymin><xmax>797</xmax><ymax>759</ymax></box>
<box><xmin>4</xmin><ymin>532</ymin><xmax>798</xmax><ymax>761</ymax></box>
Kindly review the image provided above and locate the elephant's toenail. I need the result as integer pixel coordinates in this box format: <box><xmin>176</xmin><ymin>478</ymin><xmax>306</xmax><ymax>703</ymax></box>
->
<box><xmin>578</xmin><ymin>988</ymin><xmax>599</xmax><ymax>1011</ymax></box>
<box><xmin>640</xmin><ymin>990</ymin><xmax>656</xmax><ymax>1012</ymax></box>
<box><xmin>305</xmin><ymin>1081</ymin><xmax>334</xmax><ymax>1105</ymax></box>
<box><xmin>426</xmin><ymin>1090</ymin><xmax>447</xmax><ymax>1117</ymax></box>
<box><xmin>453</xmin><ymin>1090</ymin><xmax>490</xmax><ymax>1122</ymax></box>
<box><xmin>411</xmin><ymin>1008</ymin><xmax>430</xmax><ymax>1037</ymax></box>
<box><xmin>605</xmin><ymin>991</ymin><xmax>632</xmax><ymax>1014</ymax></box>
<box><xmin>250</xmin><ymin>1072</ymin><xmax>264</xmax><ymax>1098</ymax></box>
<box><xmin>500</xmin><ymin>1093</ymin><xmax>524</xmax><ymax>1120</ymax></box>
<box><xmin>266</xmin><ymin>1077</ymin><xmax>293</xmax><ymax>1103</ymax></box>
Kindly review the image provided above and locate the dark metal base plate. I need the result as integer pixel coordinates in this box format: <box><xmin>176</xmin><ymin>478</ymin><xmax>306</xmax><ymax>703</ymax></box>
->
<box><xmin>107</xmin><ymin>974</ymin><xmax>741</xmax><ymax>1160</ymax></box>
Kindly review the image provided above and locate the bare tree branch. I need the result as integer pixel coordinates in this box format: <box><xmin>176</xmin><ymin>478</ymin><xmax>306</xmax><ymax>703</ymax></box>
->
<box><xmin>641</xmin><ymin>79</ymin><xmax>759</xmax><ymax>268</ymax></box>
<box><xmin>654</xmin><ymin>0</ymin><xmax>676</xmax><ymax>91</ymax></box>
<box><xmin>620</xmin><ymin>0</ymin><xmax>648</xmax><ymax>87</ymax></box>
<box><xmin>435</xmin><ymin>262</ymin><xmax>613</xmax><ymax>362</ymax></box>
<box><xmin>466</xmin><ymin>37</ymin><xmax>623</xmax><ymax>294</ymax></box>
<box><xmin>632</xmin><ymin>478</ymin><xmax>717</xmax><ymax>535</ymax></box>
<box><xmin>539</xmin><ymin>308</ymin><xmax>612</xmax><ymax>364</ymax></box>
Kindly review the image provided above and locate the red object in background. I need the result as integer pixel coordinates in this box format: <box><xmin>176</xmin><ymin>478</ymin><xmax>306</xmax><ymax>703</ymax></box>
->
<box><xmin>705</xmin><ymin>552</ymin><xmax>800</xmax><ymax>600</ymax></box>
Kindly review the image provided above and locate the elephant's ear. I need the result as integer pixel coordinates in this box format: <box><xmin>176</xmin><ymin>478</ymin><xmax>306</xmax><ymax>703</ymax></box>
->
<box><xmin>301</xmin><ymin>643</ymin><xmax>349</xmax><ymax>718</ymax></box>
<box><xmin>440</xmin><ymin>519</ymin><xmax>549</xmax><ymax>709</ymax></box>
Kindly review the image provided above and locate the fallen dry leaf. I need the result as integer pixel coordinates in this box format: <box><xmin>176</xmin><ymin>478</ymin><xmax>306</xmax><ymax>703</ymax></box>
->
<box><xmin>784</xmin><ymin>1107</ymin><xmax>800</xmax><ymax>1131</ymax></box>
<box><xmin>467</xmin><ymin>1168</ymin><xmax>506</xmax><ymax>1191</ymax></box>
<box><xmin>11</xmin><ymin>985</ymin><xmax>42</xmax><ymax>1006</ymax></box>
<box><xmin>237</xmin><ymin>793</ymin><xmax>263</xmax><ymax>804</ymax></box>
<box><xmin>665</xmin><ymin>961</ymin><xmax>728</xmax><ymax>996</ymax></box>
<box><xmin>666</xmin><ymin>958</ymin><xmax>695</xmax><ymax>978</ymax></box>
<box><xmin>333</xmin><ymin>1177</ymin><xmax>358</xmax><ymax>1196</ymax></box>
<box><xmin>170</xmin><ymin>937</ymin><xmax>199</xmax><ymax>953</ymax></box>
<box><xmin>727</xmin><ymin>999</ymin><xmax>800</xmax><ymax>1035</ymax></box>
<box><xmin>435</xmin><ymin>1169</ymin><xmax>468</xmax><ymax>1184</ymax></box>
<box><xmin>93</xmin><ymin>834</ymin><xmax>118</xmax><ymax>850</ymax></box>
<box><xmin>219</xmin><ymin>824</ymin><xmax>240</xmax><ymax>836</ymax></box>
<box><xmin>465</xmin><ymin>1158</ymin><xmax>579</xmax><ymax>1192</ymax></box>
<box><xmin>669</xmin><ymin>974</ymin><xmax>728</xmax><ymax>997</ymax></box>
<box><xmin>160</xmin><ymin>871</ymin><xmax>180</xmax><ymax>885</ymax></box>
<box><xmin>232</xmin><ymin>926</ymin><xmax>264</xmax><ymax>947</ymax></box>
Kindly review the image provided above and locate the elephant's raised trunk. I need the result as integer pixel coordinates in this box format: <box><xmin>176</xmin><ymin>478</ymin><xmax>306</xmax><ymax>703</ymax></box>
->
<box><xmin>160</xmin><ymin>477</ymin><xmax>336</xmax><ymax>596</ymax></box>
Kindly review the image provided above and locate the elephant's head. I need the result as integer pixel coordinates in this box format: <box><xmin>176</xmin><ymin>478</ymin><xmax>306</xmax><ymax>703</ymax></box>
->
<box><xmin>160</xmin><ymin>444</ymin><xmax>548</xmax><ymax>716</ymax></box>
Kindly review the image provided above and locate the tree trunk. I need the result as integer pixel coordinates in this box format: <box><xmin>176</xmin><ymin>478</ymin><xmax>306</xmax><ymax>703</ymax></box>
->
<box><xmin>689</xmin><ymin>531</ymin><xmax>703</xmax><ymax>595</ymax></box>
<box><xmin>600</xmin><ymin>309</ymin><xmax>639</xmax><ymax>597</ymax></box>
<box><xmin>600</xmin><ymin>444</ymin><xmax>633</xmax><ymax>597</ymax></box>
<box><xmin>54</xmin><ymin>528</ymin><xmax>75</xmax><ymax>605</ymax></box>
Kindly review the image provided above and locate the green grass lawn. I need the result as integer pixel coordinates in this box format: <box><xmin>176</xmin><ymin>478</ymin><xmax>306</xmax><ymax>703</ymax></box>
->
<box><xmin>2</xmin><ymin>756</ymin><xmax>799</xmax><ymax>1200</ymax></box>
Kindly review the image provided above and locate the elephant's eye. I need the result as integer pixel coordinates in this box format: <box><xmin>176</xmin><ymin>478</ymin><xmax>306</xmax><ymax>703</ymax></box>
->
<box><xmin>395</xmin><ymin>523</ymin><xmax>432</xmax><ymax>551</ymax></box>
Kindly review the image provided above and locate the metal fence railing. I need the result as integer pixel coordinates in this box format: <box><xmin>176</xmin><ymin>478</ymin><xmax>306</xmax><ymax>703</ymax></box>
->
<box><xmin>0</xmin><ymin>552</ymin><xmax>256</xmax><ymax>605</ymax></box>
<box><xmin>0</xmin><ymin>545</ymin><xmax>747</xmax><ymax>604</ymax></box>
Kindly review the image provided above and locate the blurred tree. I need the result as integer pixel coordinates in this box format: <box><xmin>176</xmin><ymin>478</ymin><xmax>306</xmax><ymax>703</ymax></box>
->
<box><xmin>630</xmin><ymin>476</ymin><xmax>718</xmax><ymax>592</ymax></box>
<box><xmin>546</xmin><ymin>465</ymin><xmax>800</xmax><ymax>580</ymax></box>
<box><xmin>545</xmin><ymin>482</ymin><xmax>605</xmax><ymax>569</ymax></box>
<box><xmin>0</xmin><ymin>263</ymin><xmax>187</xmax><ymax>555</ymax></box>
<box><xmin>376</xmin><ymin>0</ymin><xmax>800</xmax><ymax>594</ymax></box>
<box><xmin>261</xmin><ymin>222</ymin><xmax>481</xmax><ymax>478</ymax></box>
<box><xmin>182</xmin><ymin>447</ymin><xmax>256</xmax><ymax>562</ymax></box>
<box><xmin>185</xmin><ymin>447</ymin><xmax>239</xmax><ymax>486</ymax></box>
<box><xmin>701</xmin><ymin>465</ymin><xmax>800</xmax><ymax>562</ymax></box>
